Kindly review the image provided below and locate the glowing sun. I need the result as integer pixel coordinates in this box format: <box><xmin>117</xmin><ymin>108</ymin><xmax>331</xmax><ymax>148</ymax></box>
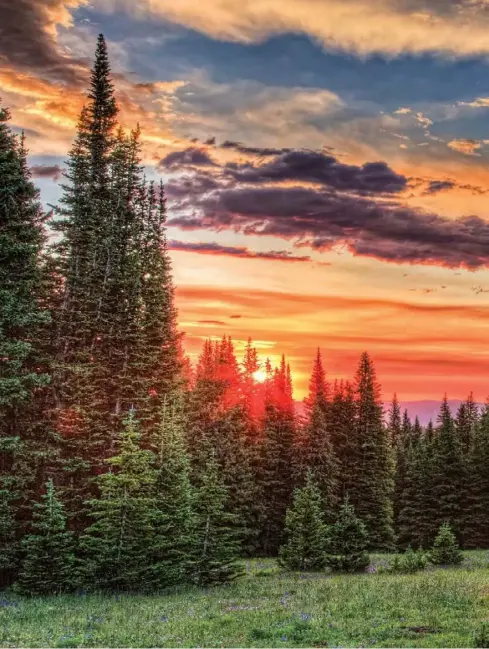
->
<box><xmin>253</xmin><ymin>369</ymin><xmax>267</xmax><ymax>383</ymax></box>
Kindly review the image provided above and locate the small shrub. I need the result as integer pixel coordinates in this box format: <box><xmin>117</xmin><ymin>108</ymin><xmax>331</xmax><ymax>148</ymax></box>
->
<box><xmin>278</xmin><ymin>472</ymin><xmax>327</xmax><ymax>572</ymax></box>
<box><xmin>430</xmin><ymin>522</ymin><xmax>463</xmax><ymax>566</ymax></box>
<box><xmin>17</xmin><ymin>480</ymin><xmax>75</xmax><ymax>596</ymax></box>
<box><xmin>381</xmin><ymin>548</ymin><xmax>429</xmax><ymax>574</ymax></box>
<box><xmin>325</xmin><ymin>497</ymin><xmax>370</xmax><ymax>573</ymax></box>
<box><xmin>255</xmin><ymin>567</ymin><xmax>278</xmax><ymax>578</ymax></box>
<box><xmin>472</xmin><ymin>622</ymin><xmax>489</xmax><ymax>648</ymax></box>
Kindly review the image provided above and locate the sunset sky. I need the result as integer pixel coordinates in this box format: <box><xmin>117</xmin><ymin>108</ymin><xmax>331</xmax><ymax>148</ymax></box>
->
<box><xmin>3</xmin><ymin>0</ymin><xmax>489</xmax><ymax>401</ymax></box>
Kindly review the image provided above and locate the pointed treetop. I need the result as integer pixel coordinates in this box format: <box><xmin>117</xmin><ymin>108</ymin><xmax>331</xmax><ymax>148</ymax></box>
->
<box><xmin>243</xmin><ymin>337</ymin><xmax>259</xmax><ymax>377</ymax></box>
<box><xmin>388</xmin><ymin>394</ymin><xmax>402</xmax><ymax>445</ymax></box>
<box><xmin>306</xmin><ymin>348</ymin><xmax>328</xmax><ymax>410</ymax></box>
<box><xmin>437</xmin><ymin>394</ymin><xmax>453</xmax><ymax>429</ymax></box>
<box><xmin>87</xmin><ymin>33</ymin><xmax>118</xmax><ymax>140</ymax></box>
<box><xmin>355</xmin><ymin>351</ymin><xmax>381</xmax><ymax>404</ymax></box>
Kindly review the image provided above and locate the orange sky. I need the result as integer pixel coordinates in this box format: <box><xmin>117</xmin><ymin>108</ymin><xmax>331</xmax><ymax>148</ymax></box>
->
<box><xmin>172</xmin><ymin>249</ymin><xmax>489</xmax><ymax>400</ymax></box>
<box><xmin>4</xmin><ymin>0</ymin><xmax>489</xmax><ymax>402</ymax></box>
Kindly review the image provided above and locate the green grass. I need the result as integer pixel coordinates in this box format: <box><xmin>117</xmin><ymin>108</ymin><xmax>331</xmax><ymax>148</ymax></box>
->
<box><xmin>2</xmin><ymin>552</ymin><xmax>489</xmax><ymax>647</ymax></box>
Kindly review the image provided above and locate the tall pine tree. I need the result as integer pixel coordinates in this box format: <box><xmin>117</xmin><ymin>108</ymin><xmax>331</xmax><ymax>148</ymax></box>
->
<box><xmin>466</xmin><ymin>402</ymin><xmax>489</xmax><ymax>548</ymax></box>
<box><xmin>350</xmin><ymin>353</ymin><xmax>394</xmax><ymax>550</ymax></box>
<box><xmin>79</xmin><ymin>410</ymin><xmax>156</xmax><ymax>591</ymax></box>
<box><xmin>52</xmin><ymin>37</ymin><xmax>180</xmax><ymax>529</ymax></box>
<box><xmin>17</xmin><ymin>480</ymin><xmax>74</xmax><ymax>595</ymax></box>
<box><xmin>432</xmin><ymin>396</ymin><xmax>466</xmax><ymax>544</ymax></box>
<box><xmin>0</xmin><ymin>105</ymin><xmax>51</xmax><ymax>586</ymax></box>
<box><xmin>192</xmin><ymin>452</ymin><xmax>242</xmax><ymax>585</ymax></box>
<box><xmin>150</xmin><ymin>397</ymin><xmax>197</xmax><ymax>588</ymax></box>
<box><xmin>279</xmin><ymin>471</ymin><xmax>328</xmax><ymax>571</ymax></box>
<box><xmin>259</xmin><ymin>356</ymin><xmax>297</xmax><ymax>555</ymax></box>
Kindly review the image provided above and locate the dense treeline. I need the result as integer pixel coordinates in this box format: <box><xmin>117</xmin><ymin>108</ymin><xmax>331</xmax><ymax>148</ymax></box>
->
<box><xmin>0</xmin><ymin>36</ymin><xmax>485</xmax><ymax>593</ymax></box>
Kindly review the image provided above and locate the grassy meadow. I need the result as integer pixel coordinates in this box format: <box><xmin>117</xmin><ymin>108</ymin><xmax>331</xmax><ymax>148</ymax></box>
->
<box><xmin>2</xmin><ymin>554</ymin><xmax>489</xmax><ymax>648</ymax></box>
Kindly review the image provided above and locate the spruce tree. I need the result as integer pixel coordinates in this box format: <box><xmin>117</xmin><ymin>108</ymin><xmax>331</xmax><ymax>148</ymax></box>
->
<box><xmin>186</xmin><ymin>338</ymin><xmax>228</xmax><ymax>472</ymax></box>
<box><xmin>456</xmin><ymin>394</ymin><xmax>478</xmax><ymax>541</ymax></box>
<box><xmin>397</xmin><ymin>432</ymin><xmax>429</xmax><ymax>548</ymax></box>
<box><xmin>137</xmin><ymin>181</ymin><xmax>181</xmax><ymax>428</ymax></box>
<box><xmin>279</xmin><ymin>472</ymin><xmax>327</xmax><ymax>571</ymax></box>
<box><xmin>52</xmin><ymin>35</ymin><xmax>120</xmax><ymax>528</ymax></box>
<box><xmin>350</xmin><ymin>353</ymin><xmax>395</xmax><ymax>550</ymax></box>
<box><xmin>150</xmin><ymin>397</ymin><xmax>197</xmax><ymax>588</ymax></box>
<box><xmin>298</xmin><ymin>351</ymin><xmax>338</xmax><ymax>520</ymax></box>
<box><xmin>305</xmin><ymin>349</ymin><xmax>329</xmax><ymax>413</ymax></box>
<box><xmin>17</xmin><ymin>480</ymin><xmax>74</xmax><ymax>595</ymax></box>
<box><xmin>431</xmin><ymin>397</ymin><xmax>466</xmax><ymax>543</ymax></box>
<box><xmin>186</xmin><ymin>339</ymin><xmax>259</xmax><ymax>552</ymax></box>
<box><xmin>208</xmin><ymin>406</ymin><xmax>261</xmax><ymax>554</ymax></box>
<box><xmin>241</xmin><ymin>338</ymin><xmax>262</xmax><ymax>440</ymax></box>
<box><xmin>326</xmin><ymin>497</ymin><xmax>370</xmax><ymax>573</ymax></box>
<box><xmin>80</xmin><ymin>410</ymin><xmax>156</xmax><ymax>591</ymax></box>
<box><xmin>393</xmin><ymin>435</ymin><xmax>407</xmax><ymax>544</ymax></box>
<box><xmin>0</xmin><ymin>487</ymin><xmax>20</xmax><ymax>589</ymax></box>
<box><xmin>192</xmin><ymin>452</ymin><xmax>242</xmax><ymax>585</ymax></box>
<box><xmin>0</xmin><ymin>105</ymin><xmax>51</xmax><ymax>586</ymax></box>
<box><xmin>456</xmin><ymin>393</ymin><xmax>478</xmax><ymax>454</ymax></box>
<box><xmin>52</xmin><ymin>37</ymin><xmax>181</xmax><ymax>529</ymax></box>
<box><xmin>388</xmin><ymin>394</ymin><xmax>402</xmax><ymax>447</ymax></box>
<box><xmin>412</xmin><ymin>416</ymin><xmax>422</xmax><ymax>440</ymax></box>
<box><xmin>328</xmin><ymin>380</ymin><xmax>357</xmax><ymax>501</ymax></box>
<box><xmin>259</xmin><ymin>356</ymin><xmax>297</xmax><ymax>555</ymax></box>
<box><xmin>430</xmin><ymin>522</ymin><xmax>463</xmax><ymax>566</ymax></box>
<box><xmin>302</xmin><ymin>401</ymin><xmax>339</xmax><ymax>522</ymax></box>
<box><xmin>393</xmin><ymin>410</ymin><xmax>416</xmax><ymax>545</ymax></box>
<box><xmin>465</xmin><ymin>403</ymin><xmax>489</xmax><ymax>548</ymax></box>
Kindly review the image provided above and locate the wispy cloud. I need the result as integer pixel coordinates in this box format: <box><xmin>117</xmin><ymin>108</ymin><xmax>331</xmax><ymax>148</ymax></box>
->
<box><xmin>31</xmin><ymin>163</ymin><xmax>64</xmax><ymax>180</ymax></box>
<box><xmin>104</xmin><ymin>0</ymin><xmax>489</xmax><ymax>58</ymax></box>
<box><xmin>168</xmin><ymin>240</ymin><xmax>315</xmax><ymax>263</ymax></box>
<box><xmin>458</xmin><ymin>97</ymin><xmax>489</xmax><ymax>108</ymax></box>
<box><xmin>447</xmin><ymin>139</ymin><xmax>483</xmax><ymax>156</ymax></box>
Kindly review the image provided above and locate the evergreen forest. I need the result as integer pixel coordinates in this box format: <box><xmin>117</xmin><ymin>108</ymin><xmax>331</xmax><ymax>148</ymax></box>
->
<box><xmin>1</xmin><ymin>35</ymin><xmax>487</xmax><ymax>595</ymax></box>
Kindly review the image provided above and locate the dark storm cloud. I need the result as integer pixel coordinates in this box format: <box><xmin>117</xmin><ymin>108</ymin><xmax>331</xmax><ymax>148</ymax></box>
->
<box><xmin>162</xmin><ymin>141</ymin><xmax>489</xmax><ymax>268</ymax></box>
<box><xmin>223</xmin><ymin>150</ymin><xmax>408</xmax><ymax>195</ymax></box>
<box><xmin>31</xmin><ymin>164</ymin><xmax>63</xmax><ymax>180</ymax></box>
<box><xmin>168</xmin><ymin>240</ymin><xmax>312</xmax><ymax>263</ymax></box>
<box><xmin>159</xmin><ymin>147</ymin><xmax>218</xmax><ymax>170</ymax></box>
<box><xmin>0</xmin><ymin>0</ymin><xmax>86</xmax><ymax>84</ymax></box>
<box><xmin>165</xmin><ymin>173</ymin><xmax>223</xmax><ymax>200</ymax></box>
<box><xmin>167</xmin><ymin>180</ymin><xmax>489</xmax><ymax>269</ymax></box>
<box><xmin>161</xmin><ymin>144</ymin><xmax>406</xmax><ymax>194</ymax></box>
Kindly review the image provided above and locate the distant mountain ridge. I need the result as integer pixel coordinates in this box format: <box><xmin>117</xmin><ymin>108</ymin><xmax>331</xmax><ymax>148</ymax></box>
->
<box><xmin>395</xmin><ymin>400</ymin><xmax>483</xmax><ymax>427</ymax></box>
<box><xmin>294</xmin><ymin>399</ymin><xmax>483</xmax><ymax>427</ymax></box>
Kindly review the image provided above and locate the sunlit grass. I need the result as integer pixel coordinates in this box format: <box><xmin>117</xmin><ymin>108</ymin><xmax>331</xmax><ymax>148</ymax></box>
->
<box><xmin>2</xmin><ymin>552</ymin><xmax>489</xmax><ymax>647</ymax></box>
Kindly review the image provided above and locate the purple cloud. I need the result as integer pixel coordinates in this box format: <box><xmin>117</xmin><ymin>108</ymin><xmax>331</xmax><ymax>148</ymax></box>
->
<box><xmin>168</xmin><ymin>239</ymin><xmax>313</xmax><ymax>263</ymax></box>
<box><xmin>159</xmin><ymin>147</ymin><xmax>218</xmax><ymax>170</ymax></box>
<box><xmin>31</xmin><ymin>164</ymin><xmax>63</xmax><ymax>181</ymax></box>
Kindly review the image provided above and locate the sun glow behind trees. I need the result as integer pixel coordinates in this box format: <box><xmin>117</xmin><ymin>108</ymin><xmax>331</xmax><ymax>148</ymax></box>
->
<box><xmin>252</xmin><ymin>369</ymin><xmax>267</xmax><ymax>383</ymax></box>
<box><xmin>4</xmin><ymin>33</ymin><xmax>489</xmax><ymax>599</ymax></box>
